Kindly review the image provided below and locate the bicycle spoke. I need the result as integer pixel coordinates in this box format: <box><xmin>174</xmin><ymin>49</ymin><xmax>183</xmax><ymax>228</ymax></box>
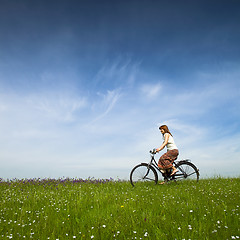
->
<box><xmin>144</xmin><ymin>176</ymin><xmax>156</xmax><ymax>181</ymax></box>
<box><xmin>130</xmin><ymin>164</ymin><xmax>158</xmax><ymax>186</ymax></box>
<box><xmin>175</xmin><ymin>161</ymin><xmax>199</xmax><ymax>181</ymax></box>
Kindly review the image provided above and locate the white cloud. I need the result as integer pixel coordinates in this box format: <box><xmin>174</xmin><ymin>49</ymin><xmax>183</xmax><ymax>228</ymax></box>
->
<box><xmin>0</xmin><ymin>103</ymin><xmax>7</xmax><ymax>112</ymax></box>
<box><xmin>90</xmin><ymin>89</ymin><xmax>121</xmax><ymax>124</ymax></box>
<box><xmin>28</xmin><ymin>92</ymin><xmax>87</xmax><ymax>123</ymax></box>
<box><xmin>0</xmin><ymin>89</ymin><xmax>88</xmax><ymax>145</ymax></box>
<box><xmin>93</xmin><ymin>58</ymin><xmax>141</xmax><ymax>88</ymax></box>
<box><xmin>0</xmin><ymin>66</ymin><xmax>240</xmax><ymax>180</ymax></box>
<box><xmin>140</xmin><ymin>83</ymin><xmax>162</xmax><ymax>99</ymax></box>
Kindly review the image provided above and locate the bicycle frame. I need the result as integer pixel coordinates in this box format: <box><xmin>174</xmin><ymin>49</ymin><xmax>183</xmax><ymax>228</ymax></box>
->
<box><xmin>145</xmin><ymin>153</ymin><xmax>193</xmax><ymax>181</ymax></box>
<box><xmin>146</xmin><ymin>154</ymin><xmax>159</xmax><ymax>171</ymax></box>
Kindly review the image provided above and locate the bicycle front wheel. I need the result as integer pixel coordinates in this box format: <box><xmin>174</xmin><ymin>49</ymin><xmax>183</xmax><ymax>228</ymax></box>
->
<box><xmin>130</xmin><ymin>163</ymin><xmax>158</xmax><ymax>187</ymax></box>
<box><xmin>174</xmin><ymin>161</ymin><xmax>199</xmax><ymax>181</ymax></box>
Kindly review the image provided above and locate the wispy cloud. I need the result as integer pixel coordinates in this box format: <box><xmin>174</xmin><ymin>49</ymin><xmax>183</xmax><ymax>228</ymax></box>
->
<box><xmin>29</xmin><ymin>92</ymin><xmax>87</xmax><ymax>123</ymax></box>
<box><xmin>140</xmin><ymin>83</ymin><xmax>162</xmax><ymax>100</ymax></box>
<box><xmin>90</xmin><ymin>89</ymin><xmax>122</xmax><ymax>123</ymax></box>
<box><xmin>93</xmin><ymin>58</ymin><xmax>141</xmax><ymax>88</ymax></box>
<box><xmin>0</xmin><ymin>89</ymin><xmax>87</xmax><ymax>143</ymax></box>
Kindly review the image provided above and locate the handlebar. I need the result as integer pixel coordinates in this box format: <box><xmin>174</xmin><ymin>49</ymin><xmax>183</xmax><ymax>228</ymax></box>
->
<box><xmin>150</xmin><ymin>148</ymin><xmax>157</xmax><ymax>154</ymax></box>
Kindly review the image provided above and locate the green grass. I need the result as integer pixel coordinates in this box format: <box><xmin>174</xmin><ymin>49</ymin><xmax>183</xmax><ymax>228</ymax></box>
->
<box><xmin>0</xmin><ymin>177</ymin><xmax>239</xmax><ymax>239</ymax></box>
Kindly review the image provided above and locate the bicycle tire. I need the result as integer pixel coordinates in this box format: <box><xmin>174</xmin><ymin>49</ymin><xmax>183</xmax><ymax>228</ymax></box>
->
<box><xmin>174</xmin><ymin>161</ymin><xmax>199</xmax><ymax>181</ymax></box>
<box><xmin>130</xmin><ymin>163</ymin><xmax>158</xmax><ymax>187</ymax></box>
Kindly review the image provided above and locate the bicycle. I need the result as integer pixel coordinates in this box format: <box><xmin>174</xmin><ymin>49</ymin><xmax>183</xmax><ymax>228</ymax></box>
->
<box><xmin>130</xmin><ymin>149</ymin><xmax>200</xmax><ymax>187</ymax></box>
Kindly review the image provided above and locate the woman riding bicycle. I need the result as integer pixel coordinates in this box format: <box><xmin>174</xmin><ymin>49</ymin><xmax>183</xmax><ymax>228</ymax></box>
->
<box><xmin>156</xmin><ymin>125</ymin><xmax>179</xmax><ymax>184</ymax></box>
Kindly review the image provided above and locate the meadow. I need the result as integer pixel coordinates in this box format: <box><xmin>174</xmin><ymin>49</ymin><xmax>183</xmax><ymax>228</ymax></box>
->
<box><xmin>0</xmin><ymin>177</ymin><xmax>239</xmax><ymax>240</ymax></box>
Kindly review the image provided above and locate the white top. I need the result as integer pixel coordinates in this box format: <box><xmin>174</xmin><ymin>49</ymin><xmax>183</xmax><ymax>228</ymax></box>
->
<box><xmin>163</xmin><ymin>133</ymin><xmax>178</xmax><ymax>151</ymax></box>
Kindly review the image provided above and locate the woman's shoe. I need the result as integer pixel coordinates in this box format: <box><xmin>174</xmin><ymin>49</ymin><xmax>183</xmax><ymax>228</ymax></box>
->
<box><xmin>159</xmin><ymin>181</ymin><xmax>165</xmax><ymax>185</ymax></box>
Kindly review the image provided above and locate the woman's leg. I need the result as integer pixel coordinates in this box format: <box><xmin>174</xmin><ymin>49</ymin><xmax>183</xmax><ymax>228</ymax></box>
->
<box><xmin>158</xmin><ymin>152</ymin><xmax>172</xmax><ymax>169</ymax></box>
<box><xmin>170</xmin><ymin>166</ymin><xmax>178</xmax><ymax>176</ymax></box>
<box><xmin>158</xmin><ymin>149</ymin><xmax>179</xmax><ymax>169</ymax></box>
<box><xmin>169</xmin><ymin>149</ymin><xmax>179</xmax><ymax>176</ymax></box>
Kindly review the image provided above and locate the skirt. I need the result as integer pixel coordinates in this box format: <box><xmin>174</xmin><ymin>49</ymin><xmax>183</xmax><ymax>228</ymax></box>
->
<box><xmin>158</xmin><ymin>149</ymin><xmax>179</xmax><ymax>169</ymax></box>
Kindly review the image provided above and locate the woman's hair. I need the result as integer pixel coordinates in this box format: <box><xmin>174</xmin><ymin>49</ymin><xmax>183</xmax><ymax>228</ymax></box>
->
<box><xmin>159</xmin><ymin>125</ymin><xmax>173</xmax><ymax>136</ymax></box>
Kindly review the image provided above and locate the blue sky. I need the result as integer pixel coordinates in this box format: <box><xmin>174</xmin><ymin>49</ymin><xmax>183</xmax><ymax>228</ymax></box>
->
<box><xmin>0</xmin><ymin>0</ymin><xmax>240</xmax><ymax>179</ymax></box>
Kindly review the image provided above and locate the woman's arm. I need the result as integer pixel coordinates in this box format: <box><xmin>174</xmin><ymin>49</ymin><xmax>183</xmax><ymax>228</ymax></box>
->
<box><xmin>156</xmin><ymin>133</ymin><xmax>169</xmax><ymax>152</ymax></box>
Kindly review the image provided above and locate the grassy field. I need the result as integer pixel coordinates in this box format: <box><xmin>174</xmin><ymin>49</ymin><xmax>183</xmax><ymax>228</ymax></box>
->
<box><xmin>0</xmin><ymin>177</ymin><xmax>239</xmax><ymax>240</ymax></box>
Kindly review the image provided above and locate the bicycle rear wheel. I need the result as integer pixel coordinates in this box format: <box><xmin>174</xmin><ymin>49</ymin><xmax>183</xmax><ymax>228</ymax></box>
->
<box><xmin>174</xmin><ymin>161</ymin><xmax>199</xmax><ymax>181</ymax></box>
<box><xmin>130</xmin><ymin>163</ymin><xmax>158</xmax><ymax>187</ymax></box>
